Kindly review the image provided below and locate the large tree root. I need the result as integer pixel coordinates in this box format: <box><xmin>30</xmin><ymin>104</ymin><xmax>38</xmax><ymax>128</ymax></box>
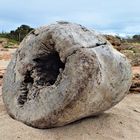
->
<box><xmin>2</xmin><ymin>22</ymin><xmax>132</xmax><ymax>128</ymax></box>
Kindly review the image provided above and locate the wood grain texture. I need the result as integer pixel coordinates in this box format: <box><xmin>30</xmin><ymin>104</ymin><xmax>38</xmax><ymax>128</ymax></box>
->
<box><xmin>2</xmin><ymin>22</ymin><xmax>132</xmax><ymax>128</ymax></box>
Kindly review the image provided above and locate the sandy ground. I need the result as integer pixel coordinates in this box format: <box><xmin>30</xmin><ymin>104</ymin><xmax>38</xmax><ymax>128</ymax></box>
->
<box><xmin>0</xmin><ymin>90</ymin><xmax>140</xmax><ymax>140</ymax></box>
<box><xmin>132</xmin><ymin>66</ymin><xmax>140</xmax><ymax>74</ymax></box>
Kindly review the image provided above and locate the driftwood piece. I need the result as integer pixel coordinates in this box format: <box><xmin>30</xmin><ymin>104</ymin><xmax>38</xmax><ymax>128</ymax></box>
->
<box><xmin>2</xmin><ymin>22</ymin><xmax>132</xmax><ymax>128</ymax></box>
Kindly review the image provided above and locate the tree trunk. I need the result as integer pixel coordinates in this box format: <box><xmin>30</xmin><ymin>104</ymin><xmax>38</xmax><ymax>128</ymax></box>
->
<box><xmin>2</xmin><ymin>22</ymin><xmax>132</xmax><ymax>128</ymax></box>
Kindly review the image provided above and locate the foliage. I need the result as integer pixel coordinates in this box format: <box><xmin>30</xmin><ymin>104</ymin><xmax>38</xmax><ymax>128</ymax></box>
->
<box><xmin>0</xmin><ymin>25</ymin><xmax>34</xmax><ymax>42</ymax></box>
<box><xmin>126</xmin><ymin>35</ymin><xmax>140</xmax><ymax>43</ymax></box>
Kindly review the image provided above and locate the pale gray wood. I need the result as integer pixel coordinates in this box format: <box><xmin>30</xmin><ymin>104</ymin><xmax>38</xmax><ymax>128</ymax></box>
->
<box><xmin>2</xmin><ymin>22</ymin><xmax>132</xmax><ymax>128</ymax></box>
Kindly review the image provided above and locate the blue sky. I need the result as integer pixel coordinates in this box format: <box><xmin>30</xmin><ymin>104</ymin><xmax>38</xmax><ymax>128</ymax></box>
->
<box><xmin>0</xmin><ymin>0</ymin><xmax>140</xmax><ymax>35</ymax></box>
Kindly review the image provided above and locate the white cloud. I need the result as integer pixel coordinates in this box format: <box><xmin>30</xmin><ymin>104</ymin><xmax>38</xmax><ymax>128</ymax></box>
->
<box><xmin>0</xmin><ymin>0</ymin><xmax>140</xmax><ymax>34</ymax></box>
<box><xmin>123</xmin><ymin>25</ymin><xmax>140</xmax><ymax>34</ymax></box>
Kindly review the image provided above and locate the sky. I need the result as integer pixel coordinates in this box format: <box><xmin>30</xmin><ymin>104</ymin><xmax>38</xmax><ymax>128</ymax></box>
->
<box><xmin>0</xmin><ymin>0</ymin><xmax>140</xmax><ymax>36</ymax></box>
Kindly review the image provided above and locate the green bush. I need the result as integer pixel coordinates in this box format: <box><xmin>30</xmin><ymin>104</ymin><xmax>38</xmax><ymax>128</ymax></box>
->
<box><xmin>0</xmin><ymin>25</ymin><xmax>34</xmax><ymax>42</ymax></box>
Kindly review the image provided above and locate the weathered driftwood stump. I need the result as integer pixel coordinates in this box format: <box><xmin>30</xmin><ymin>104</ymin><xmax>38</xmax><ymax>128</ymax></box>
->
<box><xmin>2</xmin><ymin>22</ymin><xmax>132</xmax><ymax>128</ymax></box>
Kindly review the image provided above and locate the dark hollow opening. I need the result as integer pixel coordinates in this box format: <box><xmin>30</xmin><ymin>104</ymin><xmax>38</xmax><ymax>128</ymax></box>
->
<box><xmin>24</xmin><ymin>71</ymin><xmax>34</xmax><ymax>83</ymax></box>
<box><xmin>18</xmin><ymin>70</ymin><xmax>34</xmax><ymax>105</ymax></box>
<box><xmin>33</xmin><ymin>51</ymin><xmax>65</xmax><ymax>86</ymax></box>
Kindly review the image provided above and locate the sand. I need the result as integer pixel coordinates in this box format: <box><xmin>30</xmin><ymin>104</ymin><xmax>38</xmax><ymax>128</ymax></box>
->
<box><xmin>0</xmin><ymin>89</ymin><xmax>140</xmax><ymax>140</ymax></box>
